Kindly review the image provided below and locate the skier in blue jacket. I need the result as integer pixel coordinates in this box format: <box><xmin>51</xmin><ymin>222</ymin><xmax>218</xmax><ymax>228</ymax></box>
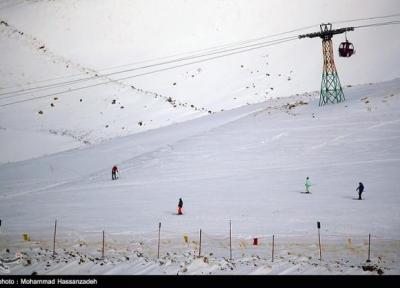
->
<box><xmin>356</xmin><ymin>182</ymin><xmax>364</xmax><ymax>200</ymax></box>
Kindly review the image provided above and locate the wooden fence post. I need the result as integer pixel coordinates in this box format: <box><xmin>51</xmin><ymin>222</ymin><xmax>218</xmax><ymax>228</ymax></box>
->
<box><xmin>229</xmin><ymin>220</ymin><xmax>232</xmax><ymax>260</ymax></box>
<box><xmin>157</xmin><ymin>222</ymin><xmax>161</xmax><ymax>259</ymax></box>
<box><xmin>102</xmin><ymin>230</ymin><xmax>105</xmax><ymax>259</ymax></box>
<box><xmin>272</xmin><ymin>234</ymin><xmax>275</xmax><ymax>262</ymax></box>
<box><xmin>199</xmin><ymin>229</ymin><xmax>202</xmax><ymax>258</ymax></box>
<box><xmin>317</xmin><ymin>221</ymin><xmax>322</xmax><ymax>261</ymax></box>
<box><xmin>52</xmin><ymin>220</ymin><xmax>57</xmax><ymax>258</ymax></box>
<box><xmin>367</xmin><ymin>233</ymin><xmax>371</xmax><ymax>262</ymax></box>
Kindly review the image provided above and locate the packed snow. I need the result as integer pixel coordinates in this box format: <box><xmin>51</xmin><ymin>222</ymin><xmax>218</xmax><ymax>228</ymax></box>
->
<box><xmin>0</xmin><ymin>0</ymin><xmax>399</xmax><ymax>276</ymax></box>
<box><xmin>1</xmin><ymin>79</ymin><xmax>400</xmax><ymax>275</ymax></box>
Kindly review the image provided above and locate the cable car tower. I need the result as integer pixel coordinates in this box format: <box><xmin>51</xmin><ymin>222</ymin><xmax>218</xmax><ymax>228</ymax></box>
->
<box><xmin>299</xmin><ymin>23</ymin><xmax>354</xmax><ymax>106</ymax></box>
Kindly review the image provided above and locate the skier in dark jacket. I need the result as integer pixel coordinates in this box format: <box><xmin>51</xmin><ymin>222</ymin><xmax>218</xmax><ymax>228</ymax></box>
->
<box><xmin>356</xmin><ymin>182</ymin><xmax>364</xmax><ymax>200</ymax></box>
<box><xmin>178</xmin><ymin>198</ymin><xmax>183</xmax><ymax>215</ymax></box>
<box><xmin>112</xmin><ymin>165</ymin><xmax>118</xmax><ymax>180</ymax></box>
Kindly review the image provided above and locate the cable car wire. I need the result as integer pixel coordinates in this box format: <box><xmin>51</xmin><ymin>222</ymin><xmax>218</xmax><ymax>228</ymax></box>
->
<box><xmin>1</xmin><ymin>15</ymin><xmax>399</xmax><ymax>106</ymax></box>
<box><xmin>0</xmin><ymin>36</ymin><xmax>298</xmax><ymax>99</ymax></box>
<box><xmin>0</xmin><ymin>37</ymin><xmax>298</xmax><ymax>107</ymax></box>
<box><xmin>2</xmin><ymin>13</ymin><xmax>399</xmax><ymax>95</ymax></box>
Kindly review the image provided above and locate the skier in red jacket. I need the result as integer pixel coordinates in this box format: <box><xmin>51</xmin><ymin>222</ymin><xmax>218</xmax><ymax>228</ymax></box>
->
<box><xmin>112</xmin><ymin>165</ymin><xmax>118</xmax><ymax>180</ymax></box>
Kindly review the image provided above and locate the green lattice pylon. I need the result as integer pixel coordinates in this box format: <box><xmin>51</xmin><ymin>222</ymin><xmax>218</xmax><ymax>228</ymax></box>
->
<box><xmin>299</xmin><ymin>23</ymin><xmax>354</xmax><ymax>106</ymax></box>
<box><xmin>319</xmin><ymin>39</ymin><xmax>345</xmax><ymax>106</ymax></box>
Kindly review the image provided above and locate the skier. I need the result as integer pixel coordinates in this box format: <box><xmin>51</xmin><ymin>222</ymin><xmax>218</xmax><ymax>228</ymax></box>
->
<box><xmin>305</xmin><ymin>177</ymin><xmax>311</xmax><ymax>193</ymax></box>
<box><xmin>177</xmin><ymin>198</ymin><xmax>183</xmax><ymax>215</ymax></box>
<box><xmin>111</xmin><ymin>165</ymin><xmax>118</xmax><ymax>180</ymax></box>
<box><xmin>356</xmin><ymin>182</ymin><xmax>364</xmax><ymax>200</ymax></box>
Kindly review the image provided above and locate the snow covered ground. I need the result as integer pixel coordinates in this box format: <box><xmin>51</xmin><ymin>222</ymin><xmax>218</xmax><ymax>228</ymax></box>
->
<box><xmin>0</xmin><ymin>0</ymin><xmax>399</xmax><ymax>276</ymax></box>
<box><xmin>1</xmin><ymin>79</ymin><xmax>400</xmax><ymax>275</ymax></box>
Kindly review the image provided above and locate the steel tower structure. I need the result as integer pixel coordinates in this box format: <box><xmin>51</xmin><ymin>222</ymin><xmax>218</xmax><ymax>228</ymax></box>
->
<box><xmin>299</xmin><ymin>24</ymin><xmax>354</xmax><ymax>106</ymax></box>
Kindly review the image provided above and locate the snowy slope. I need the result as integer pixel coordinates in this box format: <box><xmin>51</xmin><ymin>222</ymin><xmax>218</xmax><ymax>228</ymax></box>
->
<box><xmin>0</xmin><ymin>79</ymin><xmax>400</xmax><ymax>275</ymax></box>
<box><xmin>0</xmin><ymin>0</ymin><xmax>399</xmax><ymax>275</ymax></box>
<box><xmin>0</xmin><ymin>16</ymin><xmax>207</xmax><ymax>164</ymax></box>
<box><xmin>1</xmin><ymin>0</ymin><xmax>399</xmax><ymax>164</ymax></box>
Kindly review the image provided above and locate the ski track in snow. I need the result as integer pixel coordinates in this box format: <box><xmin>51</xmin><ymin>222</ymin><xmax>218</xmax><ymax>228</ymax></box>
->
<box><xmin>1</xmin><ymin>76</ymin><xmax>400</xmax><ymax>275</ymax></box>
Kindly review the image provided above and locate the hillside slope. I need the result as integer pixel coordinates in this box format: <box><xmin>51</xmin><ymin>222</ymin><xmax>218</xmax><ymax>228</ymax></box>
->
<box><xmin>0</xmin><ymin>78</ymin><xmax>399</xmax><ymax>275</ymax></box>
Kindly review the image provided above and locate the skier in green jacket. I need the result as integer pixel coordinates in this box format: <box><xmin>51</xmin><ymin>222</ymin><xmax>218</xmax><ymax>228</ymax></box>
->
<box><xmin>305</xmin><ymin>177</ymin><xmax>311</xmax><ymax>193</ymax></box>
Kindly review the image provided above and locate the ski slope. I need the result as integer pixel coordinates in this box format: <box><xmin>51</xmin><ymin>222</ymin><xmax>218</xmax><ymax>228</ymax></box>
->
<box><xmin>1</xmin><ymin>0</ymin><xmax>400</xmax><ymax>276</ymax></box>
<box><xmin>1</xmin><ymin>79</ymin><xmax>400</xmax><ymax>275</ymax></box>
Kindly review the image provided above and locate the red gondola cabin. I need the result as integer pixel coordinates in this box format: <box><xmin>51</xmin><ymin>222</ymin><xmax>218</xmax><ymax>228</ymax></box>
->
<box><xmin>338</xmin><ymin>40</ymin><xmax>355</xmax><ymax>57</ymax></box>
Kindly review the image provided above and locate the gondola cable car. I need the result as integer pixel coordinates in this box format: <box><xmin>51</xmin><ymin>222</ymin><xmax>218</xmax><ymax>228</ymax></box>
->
<box><xmin>338</xmin><ymin>32</ymin><xmax>355</xmax><ymax>57</ymax></box>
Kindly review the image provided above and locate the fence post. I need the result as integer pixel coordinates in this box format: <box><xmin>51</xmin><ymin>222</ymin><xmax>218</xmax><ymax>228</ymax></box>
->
<box><xmin>157</xmin><ymin>222</ymin><xmax>161</xmax><ymax>259</ymax></box>
<box><xmin>102</xmin><ymin>230</ymin><xmax>105</xmax><ymax>260</ymax></box>
<box><xmin>317</xmin><ymin>221</ymin><xmax>322</xmax><ymax>261</ymax></box>
<box><xmin>199</xmin><ymin>229</ymin><xmax>202</xmax><ymax>258</ymax></box>
<box><xmin>229</xmin><ymin>220</ymin><xmax>232</xmax><ymax>260</ymax></box>
<box><xmin>367</xmin><ymin>233</ymin><xmax>371</xmax><ymax>262</ymax></box>
<box><xmin>52</xmin><ymin>220</ymin><xmax>57</xmax><ymax>258</ymax></box>
<box><xmin>272</xmin><ymin>234</ymin><xmax>275</xmax><ymax>262</ymax></box>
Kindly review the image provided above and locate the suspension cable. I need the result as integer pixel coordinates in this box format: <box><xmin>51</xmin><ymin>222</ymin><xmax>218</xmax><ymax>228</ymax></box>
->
<box><xmin>0</xmin><ymin>37</ymin><xmax>298</xmax><ymax>107</ymax></box>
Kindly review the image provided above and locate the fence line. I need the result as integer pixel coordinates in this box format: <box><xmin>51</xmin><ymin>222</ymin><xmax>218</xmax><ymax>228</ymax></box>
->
<box><xmin>1</xmin><ymin>223</ymin><xmax>400</xmax><ymax>265</ymax></box>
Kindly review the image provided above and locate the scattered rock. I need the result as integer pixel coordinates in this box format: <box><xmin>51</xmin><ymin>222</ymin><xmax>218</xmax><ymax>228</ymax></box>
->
<box><xmin>362</xmin><ymin>264</ymin><xmax>384</xmax><ymax>275</ymax></box>
<box><xmin>111</xmin><ymin>99</ymin><xmax>116</xmax><ymax>104</ymax></box>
